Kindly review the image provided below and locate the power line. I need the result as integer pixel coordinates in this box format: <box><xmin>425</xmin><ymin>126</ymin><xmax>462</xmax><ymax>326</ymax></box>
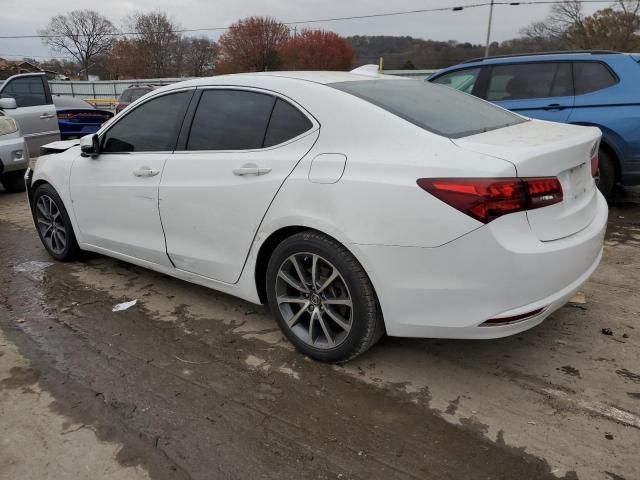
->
<box><xmin>0</xmin><ymin>53</ymin><xmax>74</xmax><ymax>59</ymax></box>
<box><xmin>0</xmin><ymin>0</ymin><xmax>615</xmax><ymax>40</ymax></box>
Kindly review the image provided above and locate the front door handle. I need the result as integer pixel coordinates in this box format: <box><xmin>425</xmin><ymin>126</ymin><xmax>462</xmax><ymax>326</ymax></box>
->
<box><xmin>39</xmin><ymin>113</ymin><xmax>55</xmax><ymax>119</ymax></box>
<box><xmin>543</xmin><ymin>103</ymin><xmax>567</xmax><ymax>111</ymax></box>
<box><xmin>133</xmin><ymin>166</ymin><xmax>160</xmax><ymax>177</ymax></box>
<box><xmin>232</xmin><ymin>163</ymin><xmax>272</xmax><ymax>176</ymax></box>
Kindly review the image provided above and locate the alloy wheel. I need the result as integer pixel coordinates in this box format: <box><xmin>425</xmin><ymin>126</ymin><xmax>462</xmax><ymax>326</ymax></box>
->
<box><xmin>35</xmin><ymin>194</ymin><xmax>67</xmax><ymax>255</ymax></box>
<box><xmin>275</xmin><ymin>253</ymin><xmax>353</xmax><ymax>349</ymax></box>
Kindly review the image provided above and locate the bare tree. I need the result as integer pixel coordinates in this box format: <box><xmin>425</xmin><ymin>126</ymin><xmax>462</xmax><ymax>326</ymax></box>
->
<box><xmin>523</xmin><ymin>0</ymin><xmax>640</xmax><ymax>50</ymax></box>
<box><xmin>184</xmin><ymin>37</ymin><xmax>218</xmax><ymax>76</ymax></box>
<box><xmin>39</xmin><ymin>10</ymin><xmax>116</xmax><ymax>80</ymax></box>
<box><xmin>129</xmin><ymin>11</ymin><xmax>181</xmax><ymax>77</ymax></box>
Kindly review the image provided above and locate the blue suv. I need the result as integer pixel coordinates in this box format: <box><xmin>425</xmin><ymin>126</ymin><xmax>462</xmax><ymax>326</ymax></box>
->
<box><xmin>428</xmin><ymin>51</ymin><xmax>640</xmax><ymax>197</ymax></box>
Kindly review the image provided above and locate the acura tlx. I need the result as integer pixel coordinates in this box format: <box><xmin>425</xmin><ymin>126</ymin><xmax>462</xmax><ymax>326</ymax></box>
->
<box><xmin>25</xmin><ymin>68</ymin><xmax>607</xmax><ymax>362</ymax></box>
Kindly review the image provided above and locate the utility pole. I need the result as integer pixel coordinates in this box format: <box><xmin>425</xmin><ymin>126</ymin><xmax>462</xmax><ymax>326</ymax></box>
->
<box><xmin>484</xmin><ymin>0</ymin><xmax>495</xmax><ymax>57</ymax></box>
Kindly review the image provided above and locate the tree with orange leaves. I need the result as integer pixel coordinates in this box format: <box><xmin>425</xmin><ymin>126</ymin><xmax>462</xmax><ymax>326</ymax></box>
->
<box><xmin>216</xmin><ymin>17</ymin><xmax>290</xmax><ymax>74</ymax></box>
<box><xmin>280</xmin><ymin>29</ymin><xmax>353</xmax><ymax>71</ymax></box>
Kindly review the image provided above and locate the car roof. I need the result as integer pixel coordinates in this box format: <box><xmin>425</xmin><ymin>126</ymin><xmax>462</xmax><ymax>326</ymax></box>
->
<box><xmin>157</xmin><ymin>70</ymin><xmax>401</xmax><ymax>91</ymax></box>
<box><xmin>433</xmin><ymin>51</ymin><xmax>639</xmax><ymax>75</ymax></box>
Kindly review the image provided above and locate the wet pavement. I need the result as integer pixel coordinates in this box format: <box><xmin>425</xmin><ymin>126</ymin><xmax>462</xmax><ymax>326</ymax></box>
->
<box><xmin>1</xmin><ymin>188</ymin><xmax>639</xmax><ymax>480</ymax></box>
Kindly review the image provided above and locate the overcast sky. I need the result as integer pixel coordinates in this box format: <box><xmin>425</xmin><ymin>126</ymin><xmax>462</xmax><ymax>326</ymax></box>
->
<box><xmin>1</xmin><ymin>0</ymin><xmax>605</xmax><ymax>60</ymax></box>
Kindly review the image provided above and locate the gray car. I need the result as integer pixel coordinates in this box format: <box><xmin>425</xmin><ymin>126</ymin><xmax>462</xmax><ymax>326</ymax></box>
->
<box><xmin>0</xmin><ymin>109</ymin><xmax>28</xmax><ymax>192</ymax></box>
<box><xmin>0</xmin><ymin>73</ymin><xmax>60</xmax><ymax>159</ymax></box>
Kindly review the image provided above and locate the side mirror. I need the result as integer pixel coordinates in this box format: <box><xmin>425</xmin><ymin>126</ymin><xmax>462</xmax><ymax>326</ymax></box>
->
<box><xmin>80</xmin><ymin>134</ymin><xmax>100</xmax><ymax>158</ymax></box>
<box><xmin>0</xmin><ymin>97</ymin><xmax>17</xmax><ymax>109</ymax></box>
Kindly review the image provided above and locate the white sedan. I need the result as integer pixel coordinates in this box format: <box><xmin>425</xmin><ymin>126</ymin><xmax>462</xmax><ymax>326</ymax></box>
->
<box><xmin>26</xmin><ymin>69</ymin><xmax>608</xmax><ymax>362</ymax></box>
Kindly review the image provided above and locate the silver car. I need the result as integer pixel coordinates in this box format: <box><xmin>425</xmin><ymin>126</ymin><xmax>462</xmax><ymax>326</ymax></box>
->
<box><xmin>0</xmin><ymin>73</ymin><xmax>60</xmax><ymax>158</ymax></box>
<box><xmin>0</xmin><ymin>109</ymin><xmax>28</xmax><ymax>192</ymax></box>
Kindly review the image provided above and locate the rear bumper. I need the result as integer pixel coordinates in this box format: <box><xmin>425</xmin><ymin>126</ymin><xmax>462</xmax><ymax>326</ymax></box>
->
<box><xmin>352</xmin><ymin>192</ymin><xmax>608</xmax><ymax>338</ymax></box>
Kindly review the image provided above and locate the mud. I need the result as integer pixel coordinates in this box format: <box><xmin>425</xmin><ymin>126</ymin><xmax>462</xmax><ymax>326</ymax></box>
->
<box><xmin>1</xmin><ymin>189</ymin><xmax>639</xmax><ymax>479</ymax></box>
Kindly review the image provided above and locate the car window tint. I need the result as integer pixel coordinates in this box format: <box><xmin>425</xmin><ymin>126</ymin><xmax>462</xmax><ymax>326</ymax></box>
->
<box><xmin>119</xmin><ymin>89</ymin><xmax>133</xmax><ymax>102</ymax></box>
<box><xmin>263</xmin><ymin>99</ymin><xmax>313</xmax><ymax>147</ymax></box>
<box><xmin>1</xmin><ymin>76</ymin><xmax>47</xmax><ymax>107</ymax></box>
<box><xmin>487</xmin><ymin>63</ymin><xmax>572</xmax><ymax>101</ymax></box>
<box><xmin>431</xmin><ymin>68</ymin><xmax>481</xmax><ymax>94</ymax></box>
<box><xmin>131</xmin><ymin>88</ymin><xmax>151</xmax><ymax>101</ymax></box>
<box><xmin>332</xmin><ymin>79</ymin><xmax>525</xmax><ymax>139</ymax></box>
<box><xmin>574</xmin><ymin>62</ymin><xmax>617</xmax><ymax>95</ymax></box>
<box><xmin>102</xmin><ymin>91</ymin><xmax>191</xmax><ymax>153</ymax></box>
<box><xmin>187</xmin><ymin>90</ymin><xmax>275</xmax><ymax>151</ymax></box>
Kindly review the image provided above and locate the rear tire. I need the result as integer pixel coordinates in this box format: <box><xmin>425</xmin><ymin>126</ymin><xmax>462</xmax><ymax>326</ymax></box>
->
<box><xmin>266</xmin><ymin>231</ymin><xmax>384</xmax><ymax>363</ymax></box>
<box><xmin>597</xmin><ymin>148</ymin><xmax>616</xmax><ymax>198</ymax></box>
<box><xmin>0</xmin><ymin>169</ymin><xmax>26</xmax><ymax>193</ymax></box>
<box><xmin>32</xmin><ymin>183</ymin><xmax>80</xmax><ymax>261</ymax></box>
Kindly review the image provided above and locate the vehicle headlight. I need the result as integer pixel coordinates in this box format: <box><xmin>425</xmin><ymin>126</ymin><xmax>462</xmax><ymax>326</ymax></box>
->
<box><xmin>0</xmin><ymin>117</ymin><xmax>18</xmax><ymax>136</ymax></box>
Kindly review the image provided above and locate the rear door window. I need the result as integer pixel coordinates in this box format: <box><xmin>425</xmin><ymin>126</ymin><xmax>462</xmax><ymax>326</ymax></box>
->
<box><xmin>1</xmin><ymin>76</ymin><xmax>48</xmax><ymax>107</ymax></box>
<box><xmin>573</xmin><ymin>62</ymin><xmax>618</xmax><ymax>95</ymax></box>
<box><xmin>486</xmin><ymin>63</ymin><xmax>573</xmax><ymax>101</ymax></box>
<box><xmin>187</xmin><ymin>90</ymin><xmax>275</xmax><ymax>151</ymax></box>
<box><xmin>430</xmin><ymin>68</ymin><xmax>481</xmax><ymax>95</ymax></box>
<box><xmin>102</xmin><ymin>91</ymin><xmax>192</xmax><ymax>152</ymax></box>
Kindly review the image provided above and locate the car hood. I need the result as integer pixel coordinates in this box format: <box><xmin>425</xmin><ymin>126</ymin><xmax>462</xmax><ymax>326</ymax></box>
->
<box><xmin>40</xmin><ymin>139</ymin><xmax>80</xmax><ymax>156</ymax></box>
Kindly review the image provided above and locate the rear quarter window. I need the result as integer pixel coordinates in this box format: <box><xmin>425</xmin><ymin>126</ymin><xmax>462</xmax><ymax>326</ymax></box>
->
<box><xmin>332</xmin><ymin>79</ymin><xmax>525</xmax><ymax>138</ymax></box>
<box><xmin>573</xmin><ymin>62</ymin><xmax>618</xmax><ymax>95</ymax></box>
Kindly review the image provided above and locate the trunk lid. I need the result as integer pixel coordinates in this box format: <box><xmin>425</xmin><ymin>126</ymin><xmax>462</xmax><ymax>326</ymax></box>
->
<box><xmin>453</xmin><ymin>120</ymin><xmax>601</xmax><ymax>241</ymax></box>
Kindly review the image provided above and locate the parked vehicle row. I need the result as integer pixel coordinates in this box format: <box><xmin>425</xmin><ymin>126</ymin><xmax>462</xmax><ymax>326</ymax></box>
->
<box><xmin>429</xmin><ymin>51</ymin><xmax>640</xmax><ymax>197</ymax></box>
<box><xmin>0</xmin><ymin>72</ymin><xmax>114</xmax><ymax>192</ymax></box>
<box><xmin>26</xmin><ymin>70</ymin><xmax>607</xmax><ymax>362</ymax></box>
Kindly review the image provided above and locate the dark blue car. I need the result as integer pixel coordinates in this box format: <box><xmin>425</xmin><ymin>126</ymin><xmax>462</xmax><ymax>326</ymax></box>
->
<box><xmin>428</xmin><ymin>51</ymin><xmax>640</xmax><ymax>196</ymax></box>
<box><xmin>52</xmin><ymin>95</ymin><xmax>113</xmax><ymax>141</ymax></box>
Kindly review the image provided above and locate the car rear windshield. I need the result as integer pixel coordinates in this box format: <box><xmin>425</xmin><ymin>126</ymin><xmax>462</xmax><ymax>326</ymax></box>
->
<box><xmin>331</xmin><ymin>79</ymin><xmax>526</xmax><ymax>138</ymax></box>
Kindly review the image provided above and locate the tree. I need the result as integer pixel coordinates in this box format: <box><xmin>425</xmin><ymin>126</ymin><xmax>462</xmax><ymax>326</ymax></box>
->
<box><xmin>522</xmin><ymin>0</ymin><xmax>640</xmax><ymax>50</ymax></box>
<box><xmin>401</xmin><ymin>59</ymin><xmax>416</xmax><ymax>70</ymax></box>
<box><xmin>216</xmin><ymin>17</ymin><xmax>289</xmax><ymax>74</ymax></box>
<box><xmin>184</xmin><ymin>37</ymin><xmax>218</xmax><ymax>76</ymax></box>
<box><xmin>580</xmin><ymin>7</ymin><xmax>640</xmax><ymax>50</ymax></box>
<box><xmin>107</xmin><ymin>38</ymin><xmax>148</xmax><ymax>79</ymax></box>
<box><xmin>39</xmin><ymin>10</ymin><xmax>116</xmax><ymax>80</ymax></box>
<box><xmin>129</xmin><ymin>11</ymin><xmax>181</xmax><ymax>77</ymax></box>
<box><xmin>280</xmin><ymin>29</ymin><xmax>353</xmax><ymax>70</ymax></box>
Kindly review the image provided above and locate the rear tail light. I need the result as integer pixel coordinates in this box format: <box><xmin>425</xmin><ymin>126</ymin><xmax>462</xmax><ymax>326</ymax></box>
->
<box><xmin>56</xmin><ymin>112</ymin><xmax>74</xmax><ymax>120</ymax></box>
<box><xmin>417</xmin><ymin>177</ymin><xmax>563</xmax><ymax>224</ymax></box>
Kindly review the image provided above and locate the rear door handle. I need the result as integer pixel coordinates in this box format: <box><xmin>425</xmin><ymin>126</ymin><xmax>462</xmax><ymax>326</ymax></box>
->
<box><xmin>133</xmin><ymin>166</ymin><xmax>160</xmax><ymax>177</ymax></box>
<box><xmin>39</xmin><ymin>113</ymin><xmax>55</xmax><ymax>119</ymax></box>
<box><xmin>543</xmin><ymin>103</ymin><xmax>567</xmax><ymax>111</ymax></box>
<box><xmin>232</xmin><ymin>164</ymin><xmax>271</xmax><ymax>176</ymax></box>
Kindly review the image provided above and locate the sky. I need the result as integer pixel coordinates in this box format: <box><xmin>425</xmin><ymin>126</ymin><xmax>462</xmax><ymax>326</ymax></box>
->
<box><xmin>0</xmin><ymin>0</ymin><xmax>606</xmax><ymax>61</ymax></box>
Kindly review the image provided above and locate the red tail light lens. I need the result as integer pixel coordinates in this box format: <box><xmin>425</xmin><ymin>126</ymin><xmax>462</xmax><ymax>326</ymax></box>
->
<box><xmin>591</xmin><ymin>152</ymin><xmax>599</xmax><ymax>178</ymax></box>
<box><xmin>56</xmin><ymin>112</ymin><xmax>74</xmax><ymax>120</ymax></box>
<box><xmin>417</xmin><ymin>177</ymin><xmax>563</xmax><ymax>224</ymax></box>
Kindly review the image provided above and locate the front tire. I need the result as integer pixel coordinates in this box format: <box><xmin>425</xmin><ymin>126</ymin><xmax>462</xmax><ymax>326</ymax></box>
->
<box><xmin>0</xmin><ymin>169</ymin><xmax>26</xmax><ymax>193</ymax></box>
<box><xmin>266</xmin><ymin>231</ymin><xmax>384</xmax><ymax>363</ymax></box>
<box><xmin>32</xmin><ymin>183</ymin><xmax>80</xmax><ymax>261</ymax></box>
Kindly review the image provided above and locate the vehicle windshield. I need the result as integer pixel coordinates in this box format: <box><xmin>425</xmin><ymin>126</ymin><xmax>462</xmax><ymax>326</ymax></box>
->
<box><xmin>331</xmin><ymin>79</ymin><xmax>526</xmax><ymax>138</ymax></box>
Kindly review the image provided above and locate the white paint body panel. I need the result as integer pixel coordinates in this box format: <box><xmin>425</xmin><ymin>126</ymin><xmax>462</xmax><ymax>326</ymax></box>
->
<box><xmin>31</xmin><ymin>71</ymin><xmax>607</xmax><ymax>340</ymax></box>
